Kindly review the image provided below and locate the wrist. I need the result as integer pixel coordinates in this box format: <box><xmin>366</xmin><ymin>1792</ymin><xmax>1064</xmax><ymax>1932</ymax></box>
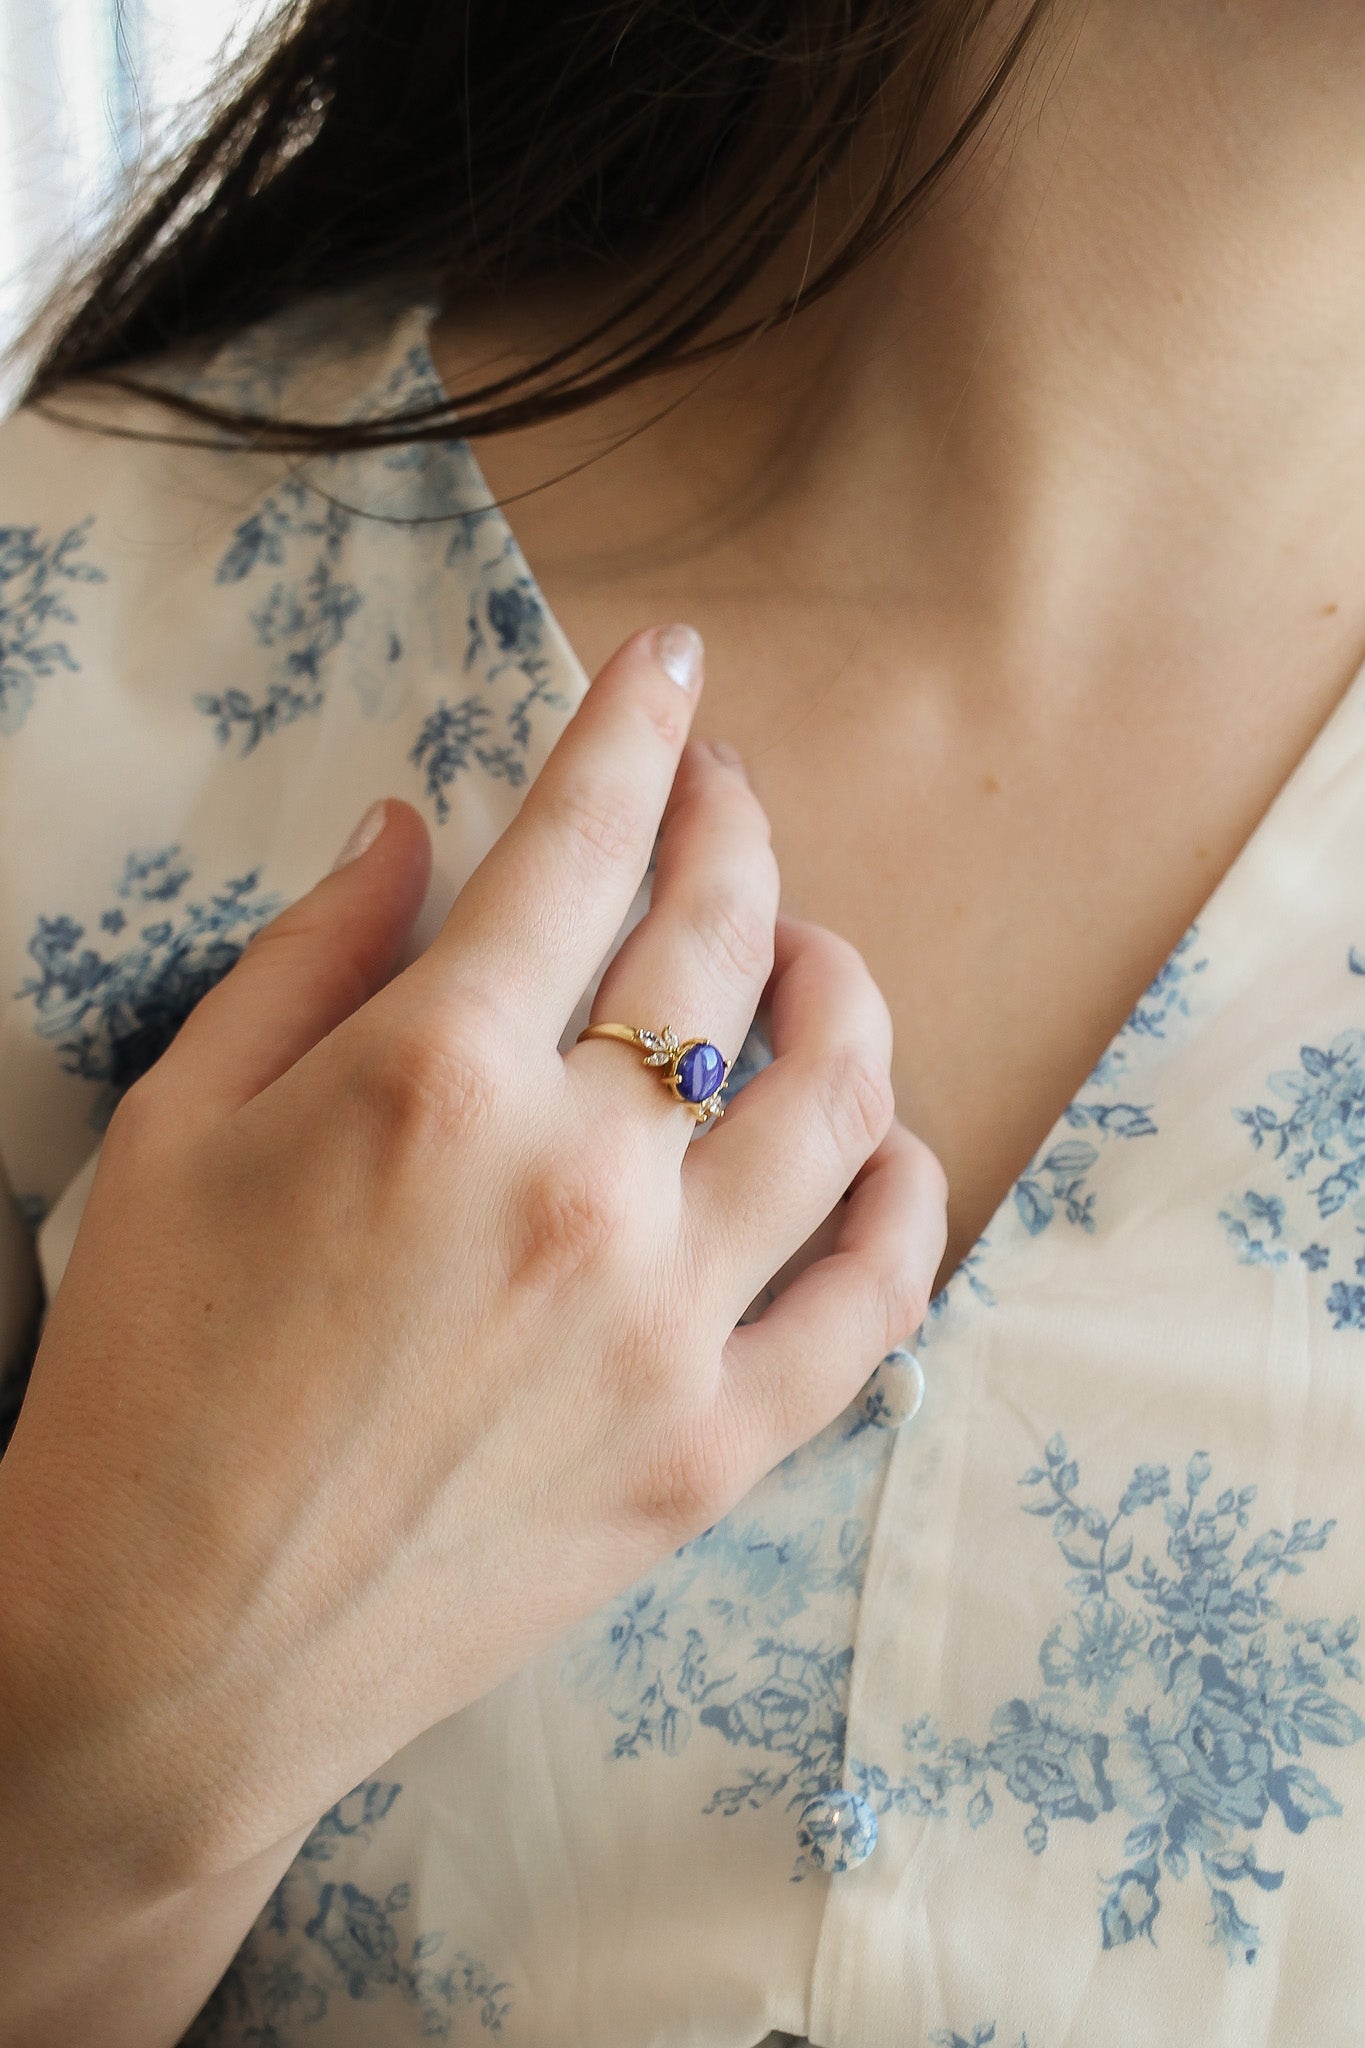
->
<box><xmin>0</xmin><ymin>1463</ymin><xmax>243</xmax><ymax>1902</ymax></box>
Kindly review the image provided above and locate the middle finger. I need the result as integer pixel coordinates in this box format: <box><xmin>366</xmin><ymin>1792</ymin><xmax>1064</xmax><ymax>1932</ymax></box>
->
<box><xmin>567</xmin><ymin>739</ymin><xmax>779</xmax><ymax>1148</ymax></box>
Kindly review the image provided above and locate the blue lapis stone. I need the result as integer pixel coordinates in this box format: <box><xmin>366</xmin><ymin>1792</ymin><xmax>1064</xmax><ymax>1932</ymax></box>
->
<box><xmin>676</xmin><ymin>1040</ymin><xmax>725</xmax><ymax>1103</ymax></box>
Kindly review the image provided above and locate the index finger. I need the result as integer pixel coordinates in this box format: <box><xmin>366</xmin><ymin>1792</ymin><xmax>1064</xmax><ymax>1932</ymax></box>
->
<box><xmin>412</xmin><ymin>623</ymin><xmax>705</xmax><ymax>1032</ymax></box>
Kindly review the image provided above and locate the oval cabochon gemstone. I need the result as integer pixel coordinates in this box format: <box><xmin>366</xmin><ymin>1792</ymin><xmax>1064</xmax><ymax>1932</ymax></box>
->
<box><xmin>676</xmin><ymin>1040</ymin><xmax>725</xmax><ymax>1103</ymax></box>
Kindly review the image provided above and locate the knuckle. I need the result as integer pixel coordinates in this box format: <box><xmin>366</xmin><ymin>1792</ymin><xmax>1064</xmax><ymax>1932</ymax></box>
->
<box><xmin>555</xmin><ymin>776</ymin><xmax>642</xmax><ymax>874</ymax></box>
<box><xmin>626</xmin><ymin>1412</ymin><xmax>735</xmax><ymax>1543</ymax></box>
<box><xmin>818</xmin><ymin>1043</ymin><xmax>896</xmax><ymax>1160</ymax></box>
<box><xmin>809</xmin><ymin>920</ymin><xmax>870</xmax><ymax>983</ymax></box>
<box><xmin>247</xmin><ymin>913</ymin><xmax>373</xmax><ymax>1017</ymax></box>
<box><xmin>691</xmin><ymin>884</ymin><xmax>774</xmax><ymax>990</ymax></box>
<box><xmin>509</xmin><ymin>1149</ymin><xmax>628</xmax><ymax>1292</ymax></box>
<box><xmin>872</xmin><ymin>1254</ymin><xmax>933</xmax><ymax>1350</ymax></box>
<box><xmin>641</xmin><ymin>695</ymin><xmax>686</xmax><ymax>747</ymax></box>
<box><xmin>360</xmin><ymin>1011</ymin><xmax>499</xmax><ymax>1152</ymax></box>
<box><xmin>237</xmin><ymin>902</ymin><xmax>306</xmax><ymax>961</ymax></box>
<box><xmin>816</xmin><ymin>926</ymin><xmax>895</xmax><ymax>1022</ymax></box>
<box><xmin>910</xmin><ymin>1131</ymin><xmax>951</xmax><ymax>1211</ymax></box>
<box><xmin>103</xmin><ymin>1071</ymin><xmax>164</xmax><ymax>1153</ymax></box>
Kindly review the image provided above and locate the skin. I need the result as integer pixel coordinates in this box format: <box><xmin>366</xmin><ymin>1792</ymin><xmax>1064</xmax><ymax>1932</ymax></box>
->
<box><xmin>5</xmin><ymin>0</ymin><xmax>1363</xmax><ymax>2033</ymax></box>
<box><xmin>430</xmin><ymin>0</ymin><xmax>1365</xmax><ymax>1283</ymax></box>
<box><xmin>0</xmin><ymin>630</ymin><xmax>944</xmax><ymax>2043</ymax></box>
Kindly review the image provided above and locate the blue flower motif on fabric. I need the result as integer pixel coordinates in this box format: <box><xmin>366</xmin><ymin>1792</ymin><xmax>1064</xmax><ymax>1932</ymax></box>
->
<box><xmin>849</xmin><ymin>1436</ymin><xmax>1364</xmax><ymax>1965</ymax></box>
<box><xmin>197</xmin><ymin>476</ymin><xmax>363</xmax><ymax>750</ymax></box>
<box><xmin>408</xmin><ymin>530</ymin><xmax>568</xmax><ymax>823</ymax></box>
<box><xmin>1012</xmin><ymin>928</ymin><xmax>1208</xmax><ymax>1240</ymax></box>
<box><xmin>930</xmin><ymin>2028</ymin><xmax>1029</xmax><ymax>2048</ymax></box>
<box><xmin>915</xmin><ymin>1237</ymin><xmax>997</xmax><ymax>1354</ymax></box>
<box><xmin>183</xmin><ymin>1780</ymin><xmax>512</xmax><ymax>2045</ymax></box>
<box><xmin>566</xmin><ymin>1418</ymin><xmax>890</xmax><ymax>1877</ymax></box>
<box><xmin>193</xmin><ymin>329</ymin><xmax>570</xmax><ymax>778</ymax></box>
<box><xmin>1221</xmin><ymin>956</ymin><xmax>1365</xmax><ymax>1328</ymax></box>
<box><xmin>0</xmin><ymin>518</ymin><xmax>106</xmax><ymax>736</ymax></box>
<box><xmin>12</xmin><ymin>846</ymin><xmax>280</xmax><ymax>1125</ymax></box>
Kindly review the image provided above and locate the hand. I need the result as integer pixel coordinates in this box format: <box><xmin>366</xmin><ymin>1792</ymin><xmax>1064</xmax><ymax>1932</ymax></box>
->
<box><xmin>0</xmin><ymin>623</ymin><xmax>946</xmax><ymax>1903</ymax></box>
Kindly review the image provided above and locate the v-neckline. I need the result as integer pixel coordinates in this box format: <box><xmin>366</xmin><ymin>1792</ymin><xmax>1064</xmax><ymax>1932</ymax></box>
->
<box><xmin>404</xmin><ymin>294</ymin><xmax>1365</xmax><ymax>1320</ymax></box>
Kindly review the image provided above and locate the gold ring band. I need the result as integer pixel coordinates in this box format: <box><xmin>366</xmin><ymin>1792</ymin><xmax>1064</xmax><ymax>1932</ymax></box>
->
<box><xmin>576</xmin><ymin>1022</ymin><xmax>729</xmax><ymax>1125</ymax></box>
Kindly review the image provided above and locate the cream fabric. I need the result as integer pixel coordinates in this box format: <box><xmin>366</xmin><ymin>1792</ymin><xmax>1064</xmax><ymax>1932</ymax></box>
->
<box><xmin>3</xmin><ymin>286</ymin><xmax>1365</xmax><ymax>2047</ymax></box>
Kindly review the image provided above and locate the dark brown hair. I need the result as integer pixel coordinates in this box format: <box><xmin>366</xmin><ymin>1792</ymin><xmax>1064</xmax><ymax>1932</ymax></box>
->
<box><xmin>19</xmin><ymin>0</ymin><xmax>1047</xmax><ymax>455</ymax></box>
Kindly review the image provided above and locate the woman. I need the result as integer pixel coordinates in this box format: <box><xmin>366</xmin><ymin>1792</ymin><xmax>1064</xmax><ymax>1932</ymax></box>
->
<box><xmin>2</xmin><ymin>1</ymin><xmax>1364</xmax><ymax>2041</ymax></box>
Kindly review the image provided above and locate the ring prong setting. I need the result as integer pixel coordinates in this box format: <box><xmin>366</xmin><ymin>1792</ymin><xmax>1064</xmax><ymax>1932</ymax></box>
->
<box><xmin>577</xmin><ymin>1022</ymin><xmax>729</xmax><ymax>1124</ymax></box>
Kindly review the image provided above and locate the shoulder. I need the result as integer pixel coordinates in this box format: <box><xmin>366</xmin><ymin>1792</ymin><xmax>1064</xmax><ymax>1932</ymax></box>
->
<box><xmin>0</xmin><ymin>281</ymin><xmax>482</xmax><ymax>740</ymax></box>
<box><xmin>1</xmin><ymin>274</ymin><xmax>446</xmax><ymax>519</ymax></box>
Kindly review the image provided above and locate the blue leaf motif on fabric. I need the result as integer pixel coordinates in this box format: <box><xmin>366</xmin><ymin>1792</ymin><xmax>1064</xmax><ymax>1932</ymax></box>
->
<box><xmin>408</xmin><ymin>695</ymin><xmax>525</xmax><ymax>820</ymax></box>
<box><xmin>843</xmin><ymin>1346</ymin><xmax>926</xmax><ymax>1436</ymax></box>
<box><xmin>1221</xmin><ymin>961</ymin><xmax>1365</xmax><ymax>1325</ymax></box>
<box><xmin>849</xmin><ymin>1436</ymin><xmax>1363</xmax><ymax>1965</ymax></box>
<box><xmin>12</xmin><ymin>847</ymin><xmax>280</xmax><ymax>1126</ymax></box>
<box><xmin>0</xmin><ymin>518</ymin><xmax>106</xmax><ymax>736</ymax></box>
<box><xmin>183</xmin><ymin>1780</ymin><xmax>512</xmax><ymax>2045</ymax></box>
<box><xmin>1011</xmin><ymin>928</ymin><xmax>1207</xmax><ymax>1242</ymax></box>
<box><xmin>917</xmin><ymin>1239</ymin><xmax>998</xmax><ymax>1351</ymax></box>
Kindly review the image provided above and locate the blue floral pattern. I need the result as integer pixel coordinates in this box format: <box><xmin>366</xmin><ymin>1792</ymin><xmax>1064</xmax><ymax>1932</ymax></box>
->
<box><xmin>12</xmin><ymin>845</ymin><xmax>280</xmax><ymax>1126</ymax></box>
<box><xmin>407</xmin><ymin>524</ymin><xmax>568</xmax><ymax>822</ymax></box>
<box><xmin>194</xmin><ymin>335</ymin><xmax>568</xmax><ymax>783</ymax></box>
<box><xmin>8</xmin><ymin>279</ymin><xmax>1365</xmax><ymax>2040</ymax></box>
<box><xmin>1221</xmin><ymin>955</ymin><xmax>1365</xmax><ymax>1328</ymax></box>
<box><xmin>850</xmin><ymin>1436</ymin><xmax>1364</xmax><ymax>1965</ymax></box>
<box><xmin>918</xmin><ymin>1237</ymin><xmax>997</xmax><ymax>1347</ymax></box>
<box><xmin>198</xmin><ymin>479</ymin><xmax>362</xmax><ymax>749</ymax></box>
<box><xmin>566</xmin><ymin>1422</ymin><xmax>889</xmax><ymax>1875</ymax></box>
<box><xmin>795</xmin><ymin>1787</ymin><xmax>878</xmax><ymax>1873</ymax></box>
<box><xmin>183</xmin><ymin>1780</ymin><xmax>512</xmax><ymax>2045</ymax></box>
<box><xmin>930</xmin><ymin>2028</ymin><xmax>1028</xmax><ymax>2048</ymax></box>
<box><xmin>0</xmin><ymin>518</ymin><xmax>105</xmax><ymax>736</ymax></box>
<box><xmin>1012</xmin><ymin>929</ymin><xmax>1208</xmax><ymax>1239</ymax></box>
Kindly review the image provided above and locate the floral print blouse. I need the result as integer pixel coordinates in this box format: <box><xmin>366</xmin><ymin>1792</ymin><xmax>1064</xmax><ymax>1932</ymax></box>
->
<box><xmin>2</xmin><ymin>283</ymin><xmax>1365</xmax><ymax>2048</ymax></box>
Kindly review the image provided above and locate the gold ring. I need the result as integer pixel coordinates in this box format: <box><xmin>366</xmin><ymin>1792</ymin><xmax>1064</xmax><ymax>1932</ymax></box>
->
<box><xmin>576</xmin><ymin>1022</ymin><xmax>729</xmax><ymax>1125</ymax></box>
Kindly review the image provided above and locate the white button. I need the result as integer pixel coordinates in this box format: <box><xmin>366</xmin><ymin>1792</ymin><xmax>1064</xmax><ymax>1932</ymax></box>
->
<box><xmin>796</xmin><ymin>1788</ymin><xmax>878</xmax><ymax>1873</ymax></box>
<box><xmin>849</xmin><ymin>1346</ymin><xmax>925</xmax><ymax>1432</ymax></box>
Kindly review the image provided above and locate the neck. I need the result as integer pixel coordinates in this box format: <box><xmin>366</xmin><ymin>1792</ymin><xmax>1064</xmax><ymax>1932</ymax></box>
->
<box><xmin>430</xmin><ymin>6</ymin><xmax>1365</xmax><ymax>1282</ymax></box>
<box><xmin>433</xmin><ymin>0</ymin><xmax>1365</xmax><ymax>709</ymax></box>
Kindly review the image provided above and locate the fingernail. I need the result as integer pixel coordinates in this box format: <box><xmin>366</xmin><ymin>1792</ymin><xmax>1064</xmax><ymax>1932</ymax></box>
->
<box><xmin>708</xmin><ymin>738</ymin><xmax>747</xmax><ymax>780</ymax></box>
<box><xmin>652</xmin><ymin>622</ymin><xmax>704</xmax><ymax>692</ymax></box>
<box><xmin>331</xmin><ymin>799</ymin><xmax>388</xmax><ymax>871</ymax></box>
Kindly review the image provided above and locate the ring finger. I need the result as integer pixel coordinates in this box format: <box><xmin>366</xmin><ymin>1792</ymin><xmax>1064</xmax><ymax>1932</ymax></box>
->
<box><xmin>567</xmin><ymin>739</ymin><xmax>778</xmax><ymax>1149</ymax></box>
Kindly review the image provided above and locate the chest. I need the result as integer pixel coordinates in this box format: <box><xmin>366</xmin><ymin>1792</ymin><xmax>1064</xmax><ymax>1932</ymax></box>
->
<box><xmin>511</xmin><ymin>589</ymin><xmax>1356</xmax><ymax>1285</ymax></box>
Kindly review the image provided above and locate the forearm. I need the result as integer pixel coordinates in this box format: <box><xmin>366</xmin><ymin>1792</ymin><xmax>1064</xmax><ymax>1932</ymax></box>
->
<box><xmin>0</xmin><ymin>1817</ymin><xmax>308</xmax><ymax>2048</ymax></box>
<box><xmin>0</xmin><ymin>1491</ymin><xmax>310</xmax><ymax>2048</ymax></box>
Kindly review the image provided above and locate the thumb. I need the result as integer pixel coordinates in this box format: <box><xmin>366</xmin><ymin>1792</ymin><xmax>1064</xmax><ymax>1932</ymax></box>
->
<box><xmin>147</xmin><ymin>798</ymin><xmax>432</xmax><ymax>1122</ymax></box>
